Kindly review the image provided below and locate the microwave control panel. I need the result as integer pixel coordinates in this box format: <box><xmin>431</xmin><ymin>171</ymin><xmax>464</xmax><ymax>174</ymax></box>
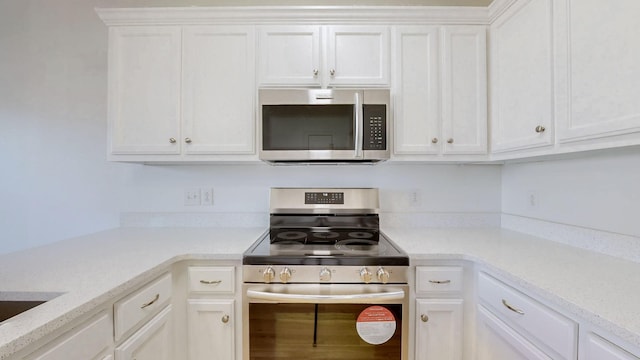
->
<box><xmin>362</xmin><ymin>104</ymin><xmax>387</xmax><ymax>150</ymax></box>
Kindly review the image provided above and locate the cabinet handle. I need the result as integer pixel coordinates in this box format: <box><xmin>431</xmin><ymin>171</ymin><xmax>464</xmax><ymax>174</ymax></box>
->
<box><xmin>222</xmin><ymin>314</ymin><xmax>230</xmax><ymax>324</ymax></box>
<box><xmin>169</xmin><ymin>138</ymin><xmax>177</xmax><ymax>143</ymax></box>
<box><xmin>140</xmin><ymin>293</ymin><xmax>160</xmax><ymax>309</ymax></box>
<box><xmin>420</xmin><ymin>314</ymin><xmax>429</xmax><ymax>322</ymax></box>
<box><xmin>428</xmin><ymin>279</ymin><xmax>451</xmax><ymax>284</ymax></box>
<box><xmin>330</xmin><ymin>69</ymin><xmax>336</xmax><ymax>76</ymax></box>
<box><xmin>502</xmin><ymin>299</ymin><xmax>525</xmax><ymax>315</ymax></box>
<box><xmin>199</xmin><ymin>279</ymin><xmax>222</xmax><ymax>285</ymax></box>
<box><xmin>447</xmin><ymin>138</ymin><xmax>454</xmax><ymax>144</ymax></box>
<box><xmin>535</xmin><ymin>125</ymin><xmax>546</xmax><ymax>133</ymax></box>
<box><xmin>185</xmin><ymin>137</ymin><xmax>192</xmax><ymax>143</ymax></box>
<box><xmin>313</xmin><ymin>69</ymin><xmax>319</xmax><ymax>76</ymax></box>
<box><xmin>431</xmin><ymin>138</ymin><xmax>438</xmax><ymax>144</ymax></box>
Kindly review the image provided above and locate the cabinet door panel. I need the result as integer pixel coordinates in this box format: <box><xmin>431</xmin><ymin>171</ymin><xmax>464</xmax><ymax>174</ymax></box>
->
<box><xmin>393</xmin><ymin>26</ymin><xmax>440</xmax><ymax>155</ymax></box>
<box><xmin>108</xmin><ymin>26</ymin><xmax>181</xmax><ymax>155</ymax></box>
<box><xmin>556</xmin><ymin>0</ymin><xmax>640</xmax><ymax>142</ymax></box>
<box><xmin>441</xmin><ymin>26</ymin><xmax>487</xmax><ymax>154</ymax></box>
<box><xmin>490</xmin><ymin>0</ymin><xmax>554</xmax><ymax>152</ymax></box>
<box><xmin>187</xmin><ymin>300</ymin><xmax>234</xmax><ymax>360</ymax></box>
<box><xmin>258</xmin><ymin>25</ymin><xmax>321</xmax><ymax>86</ymax></box>
<box><xmin>476</xmin><ymin>306</ymin><xmax>552</xmax><ymax>360</ymax></box>
<box><xmin>115</xmin><ymin>305</ymin><xmax>173</xmax><ymax>360</ymax></box>
<box><xmin>182</xmin><ymin>26</ymin><xmax>255</xmax><ymax>154</ymax></box>
<box><xmin>327</xmin><ymin>26</ymin><xmax>390</xmax><ymax>86</ymax></box>
<box><xmin>582</xmin><ymin>333</ymin><xmax>640</xmax><ymax>360</ymax></box>
<box><xmin>415</xmin><ymin>299</ymin><xmax>463</xmax><ymax>360</ymax></box>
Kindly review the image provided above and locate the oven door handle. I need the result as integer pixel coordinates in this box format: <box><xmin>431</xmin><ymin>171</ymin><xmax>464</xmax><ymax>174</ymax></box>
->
<box><xmin>246</xmin><ymin>289</ymin><xmax>405</xmax><ymax>303</ymax></box>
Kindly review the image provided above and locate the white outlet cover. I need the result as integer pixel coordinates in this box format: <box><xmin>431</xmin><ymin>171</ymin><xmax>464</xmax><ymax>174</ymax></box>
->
<box><xmin>184</xmin><ymin>188</ymin><xmax>201</xmax><ymax>206</ymax></box>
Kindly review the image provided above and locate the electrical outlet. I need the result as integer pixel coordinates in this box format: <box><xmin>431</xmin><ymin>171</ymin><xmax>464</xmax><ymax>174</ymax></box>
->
<box><xmin>201</xmin><ymin>188</ymin><xmax>214</xmax><ymax>206</ymax></box>
<box><xmin>527</xmin><ymin>191</ymin><xmax>538</xmax><ymax>208</ymax></box>
<box><xmin>409</xmin><ymin>190</ymin><xmax>421</xmax><ymax>206</ymax></box>
<box><xmin>184</xmin><ymin>188</ymin><xmax>201</xmax><ymax>206</ymax></box>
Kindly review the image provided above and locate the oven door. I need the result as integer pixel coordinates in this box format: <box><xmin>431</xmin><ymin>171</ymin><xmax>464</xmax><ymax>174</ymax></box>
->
<box><xmin>242</xmin><ymin>283</ymin><xmax>409</xmax><ymax>360</ymax></box>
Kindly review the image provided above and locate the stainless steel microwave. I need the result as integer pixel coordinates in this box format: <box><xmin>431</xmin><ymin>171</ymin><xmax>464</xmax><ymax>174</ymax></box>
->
<box><xmin>259</xmin><ymin>88</ymin><xmax>390</xmax><ymax>164</ymax></box>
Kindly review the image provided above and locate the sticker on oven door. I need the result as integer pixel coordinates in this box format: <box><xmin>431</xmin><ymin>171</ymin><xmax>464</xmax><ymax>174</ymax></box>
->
<box><xmin>356</xmin><ymin>306</ymin><xmax>396</xmax><ymax>345</ymax></box>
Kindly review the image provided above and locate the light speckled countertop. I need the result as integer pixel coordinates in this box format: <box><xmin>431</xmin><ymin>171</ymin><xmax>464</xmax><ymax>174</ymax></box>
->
<box><xmin>1</xmin><ymin>227</ymin><xmax>639</xmax><ymax>358</ymax></box>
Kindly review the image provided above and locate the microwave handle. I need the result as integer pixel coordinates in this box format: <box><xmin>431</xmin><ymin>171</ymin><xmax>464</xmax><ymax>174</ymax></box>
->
<box><xmin>246</xmin><ymin>289</ymin><xmax>405</xmax><ymax>304</ymax></box>
<box><xmin>354</xmin><ymin>92</ymin><xmax>363</xmax><ymax>158</ymax></box>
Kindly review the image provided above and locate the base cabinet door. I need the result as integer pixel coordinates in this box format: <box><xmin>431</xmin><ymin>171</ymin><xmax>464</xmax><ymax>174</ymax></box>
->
<box><xmin>476</xmin><ymin>305</ymin><xmax>551</xmax><ymax>360</ymax></box>
<box><xmin>115</xmin><ymin>305</ymin><xmax>173</xmax><ymax>360</ymax></box>
<box><xmin>187</xmin><ymin>300</ymin><xmax>235</xmax><ymax>360</ymax></box>
<box><xmin>581</xmin><ymin>333</ymin><xmax>640</xmax><ymax>360</ymax></box>
<box><xmin>415</xmin><ymin>299</ymin><xmax>463</xmax><ymax>360</ymax></box>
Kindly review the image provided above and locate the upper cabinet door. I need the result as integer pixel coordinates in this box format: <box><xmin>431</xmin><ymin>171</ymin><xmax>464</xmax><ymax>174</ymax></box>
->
<box><xmin>555</xmin><ymin>0</ymin><xmax>640</xmax><ymax>143</ymax></box>
<box><xmin>258</xmin><ymin>25</ymin><xmax>321</xmax><ymax>86</ymax></box>
<box><xmin>441</xmin><ymin>26</ymin><xmax>487</xmax><ymax>155</ymax></box>
<box><xmin>108</xmin><ymin>26</ymin><xmax>182</xmax><ymax>155</ymax></box>
<box><xmin>182</xmin><ymin>26</ymin><xmax>256</xmax><ymax>155</ymax></box>
<box><xmin>490</xmin><ymin>0</ymin><xmax>554</xmax><ymax>153</ymax></box>
<box><xmin>393</xmin><ymin>26</ymin><xmax>440</xmax><ymax>155</ymax></box>
<box><xmin>326</xmin><ymin>26</ymin><xmax>390</xmax><ymax>87</ymax></box>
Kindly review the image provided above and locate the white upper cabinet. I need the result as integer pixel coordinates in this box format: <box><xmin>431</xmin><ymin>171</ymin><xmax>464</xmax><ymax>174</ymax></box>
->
<box><xmin>108</xmin><ymin>26</ymin><xmax>182</xmax><ymax>155</ymax></box>
<box><xmin>258</xmin><ymin>25</ymin><xmax>321</xmax><ymax>86</ymax></box>
<box><xmin>490</xmin><ymin>0</ymin><xmax>554</xmax><ymax>153</ymax></box>
<box><xmin>555</xmin><ymin>0</ymin><xmax>640</xmax><ymax>143</ymax></box>
<box><xmin>182</xmin><ymin>25</ymin><xmax>255</xmax><ymax>155</ymax></box>
<box><xmin>258</xmin><ymin>25</ymin><xmax>390</xmax><ymax>88</ymax></box>
<box><xmin>393</xmin><ymin>25</ymin><xmax>487</xmax><ymax>158</ymax></box>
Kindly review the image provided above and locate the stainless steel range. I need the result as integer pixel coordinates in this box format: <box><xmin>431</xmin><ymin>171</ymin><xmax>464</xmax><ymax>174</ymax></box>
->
<box><xmin>242</xmin><ymin>188</ymin><xmax>409</xmax><ymax>360</ymax></box>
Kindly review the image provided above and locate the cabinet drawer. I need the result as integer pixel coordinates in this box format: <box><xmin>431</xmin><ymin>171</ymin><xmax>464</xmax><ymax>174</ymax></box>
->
<box><xmin>188</xmin><ymin>266</ymin><xmax>235</xmax><ymax>294</ymax></box>
<box><xmin>26</xmin><ymin>312</ymin><xmax>111</xmax><ymax>360</ymax></box>
<box><xmin>416</xmin><ymin>266</ymin><xmax>463</xmax><ymax>294</ymax></box>
<box><xmin>114</xmin><ymin>273</ymin><xmax>172</xmax><ymax>341</ymax></box>
<box><xmin>478</xmin><ymin>272</ymin><xmax>577</xmax><ymax>360</ymax></box>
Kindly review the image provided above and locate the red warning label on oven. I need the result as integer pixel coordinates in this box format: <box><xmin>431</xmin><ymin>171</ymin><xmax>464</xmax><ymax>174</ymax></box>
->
<box><xmin>356</xmin><ymin>306</ymin><xmax>396</xmax><ymax>345</ymax></box>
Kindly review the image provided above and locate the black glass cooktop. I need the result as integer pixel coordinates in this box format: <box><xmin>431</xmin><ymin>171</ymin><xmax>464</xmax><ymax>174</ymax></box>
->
<box><xmin>242</xmin><ymin>229</ymin><xmax>409</xmax><ymax>266</ymax></box>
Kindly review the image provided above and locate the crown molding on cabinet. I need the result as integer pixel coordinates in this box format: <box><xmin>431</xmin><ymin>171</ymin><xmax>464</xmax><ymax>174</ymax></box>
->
<box><xmin>95</xmin><ymin>6</ymin><xmax>492</xmax><ymax>26</ymax></box>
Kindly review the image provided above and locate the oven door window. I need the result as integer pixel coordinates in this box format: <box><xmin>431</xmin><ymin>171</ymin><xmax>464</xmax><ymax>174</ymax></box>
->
<box><xmin>249</xmin><ymin>303</ymin><xmax>402</xmax><ymax>360</ymax></box>
<box><xmin>262</xmin><ymin>105</ymin><xmax>355</xmax><ymax>151</ymax></box>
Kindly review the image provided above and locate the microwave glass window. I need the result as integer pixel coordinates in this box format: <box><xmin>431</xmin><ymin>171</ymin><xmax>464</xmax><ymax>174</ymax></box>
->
<box><xmin>262</xmin><ymin>105</ymin><xmax>355</xmax><ymax>150</ymax></box>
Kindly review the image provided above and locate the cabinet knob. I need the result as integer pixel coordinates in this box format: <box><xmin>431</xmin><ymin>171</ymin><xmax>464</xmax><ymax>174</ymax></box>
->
<box><xmin>169</xmin><ymin>138</ymin><xmax>177</xmax><ymax>144</ymax></box>
<box><xmin>421</xmin><ymin>314</ymin><xmax>429</xmax><ymax>323</ymax></box>
<box><xmin>222</xmin><ymin>314</ymin><xmax>230</xmax><ymax>324</ymax></box>
<box><xmin>535</xmin><ymin>125</ymin><xmax>546</xmax><ymax>133</ymax></box>
<box><xmin>329</xmin><ymin>69</ymin><xmax>336</xmax><ymax>76</ymax></box>
<box><xmin>313</xmin><ymin>69</ymin><xmax>319</xmax><ymax>76</ymax></box>
<box><xmin>447</xmin><ymin>138</ymin><xmax>454</xmax><ymax>144</ymax></box>
<box><xmin>431</xmin><ymin>138</ymin><xmax>438</xmax><ymax>144</ymax></box>
<box><xmin>185</xmin><ymin>137</ymin><xmax>192</xmax><ymax>144</ymax></box>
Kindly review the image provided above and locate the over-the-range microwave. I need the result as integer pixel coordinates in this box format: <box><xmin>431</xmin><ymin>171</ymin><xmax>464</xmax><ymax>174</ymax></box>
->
<box><xmin>259</xmin><ymin>88</ymin><xmax>390</xmax><ymax>164</ymax></box>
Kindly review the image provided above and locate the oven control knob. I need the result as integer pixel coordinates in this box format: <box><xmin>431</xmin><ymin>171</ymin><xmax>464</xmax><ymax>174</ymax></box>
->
<box><xmin>377</xmin><ymin>267</ymin><xmax>390</xmax><ymax>284</ymax></box>
<box><xmin>263</xmin><ymin>266</ymin><xmax>276</xmax><ymax>283</ymax></box>
<box><xmin>280</xmin><ymin>267</ymin><xmax>292</xmax><ymax>283</ymax></box>
<box><xmin>359</xmin><ymin>267</ymin><xmax>373</xmax><ymax>283</ymax></box>
<box><xmin>319</xmin><ymin>267</ymin><xmax>332</xmax><ymax>282</ymax></box>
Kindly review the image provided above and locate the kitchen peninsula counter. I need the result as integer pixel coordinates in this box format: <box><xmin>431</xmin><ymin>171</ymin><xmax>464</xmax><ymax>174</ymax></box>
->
<box><xmin>0</xmin><ymin>227</ymin><xmax>639</xmax><ymax>358</ymax></box>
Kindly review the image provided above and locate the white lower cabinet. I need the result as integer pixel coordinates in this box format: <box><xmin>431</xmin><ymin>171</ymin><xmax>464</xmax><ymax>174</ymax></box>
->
<box><xmin>115</xmin><ymin>305</ymin><xmax>173</xmax><ymax>360</ymax></box>
<box><xmin>187</xmin><ymin>300</ymin><xmax>235</xmax><ymax>360</ymax></box>
<box><xmin>23</xmin><ymin>312</ymin><xmax>112</xmax><ymax>360</ymax></box>
<box><xmin>581</xmin><ymin>332</ymin><xmax>640</xmax><ymax>360</ymax></box>
<box><xmin>415</xmin><ymin>299</ymin><xmax>463</xmax><ymax>360</ymax></box>
<box><xmin>476</xmin><ymin>305</ymin><xmax>551</xmax><ymax>360</ymax></box>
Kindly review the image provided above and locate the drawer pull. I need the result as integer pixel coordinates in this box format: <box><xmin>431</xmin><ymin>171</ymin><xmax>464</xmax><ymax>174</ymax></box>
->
<box><xmin>502</xmin><ymin>299</ymin><xmax>525</xmax><ymax>315</ymax></box>
<box><xmin>199</xmin><ymin>279</ymin><xmax>223</xmax><ymax>285</ymax></box>
<box><xmin>429</xmin><ymin>280</ymin><xmax>451</xmax><ymax>284</ymax></box>
<box><xmin>222</xmin><ymin>314</ymin><xmax>230</xmax><ymax>324</ymax></box>
<box><xmin>420</xmin><ymin>314</ymin><xmax>429</xmax><ymax>323</ymax></box>
<box><xmin>140</xmin><ymin>293</ymin><xmax>160</xmax><ymax>309</ymax></box>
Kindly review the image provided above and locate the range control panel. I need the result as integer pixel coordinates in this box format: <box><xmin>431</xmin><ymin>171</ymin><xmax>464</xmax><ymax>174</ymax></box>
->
<box><xmin>362</xmin><ymin>104</ymin><xmax>387</xmax><ymax>151</ymax></box>
<box><xmin>305</xmin><ymin>192</ymin><xmax>345</xmax><ymax>204</ymax></box>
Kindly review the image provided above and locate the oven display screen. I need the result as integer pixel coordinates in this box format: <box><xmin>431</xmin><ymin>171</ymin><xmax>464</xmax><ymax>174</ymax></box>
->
<box><xmin>305</xmin><ymin>192</ymin><xmax>344</xmax><ymax>204</ymax></box>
